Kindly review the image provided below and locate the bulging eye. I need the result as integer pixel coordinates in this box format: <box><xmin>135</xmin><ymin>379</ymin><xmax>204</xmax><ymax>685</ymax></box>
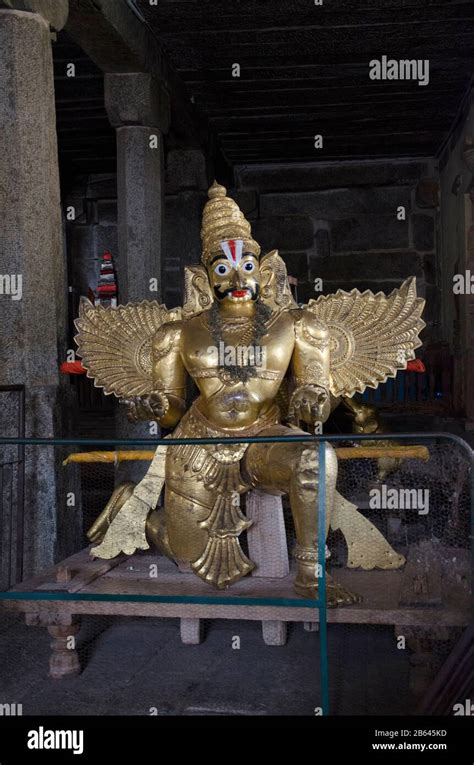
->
<box><xmin>215</xmin><ymin>263</ymin><xmax>230</xmax><ymax>276</ymax></box>
<box><xmin>243</xmin><ymin>262</ymin><xmax>255</xmax><ymax>273</ymax></box>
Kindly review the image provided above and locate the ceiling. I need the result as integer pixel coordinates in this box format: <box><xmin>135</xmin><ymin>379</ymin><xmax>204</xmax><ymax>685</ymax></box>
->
<box><xmin>52</xmin><ymin>0</ymin><xmax>473</xmax><ymax>177</ymax></box>
<box><xmin>53</xmin><ymin>34</ymin><xmax>116</xmax><ymax>179</ymax></box>
<box><xmin>132</xmin><ymin>0</ymin><xmax>473</xmax><ymax>163</ymax></box>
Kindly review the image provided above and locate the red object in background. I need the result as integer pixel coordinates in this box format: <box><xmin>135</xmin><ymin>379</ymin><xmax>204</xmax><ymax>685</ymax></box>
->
<box><xmin>406</xmin><ymin>359</ymin><xmax>426</xmax><ymax>372</ymax></box>
<box><xmin>60</xmin><ymin>361</ymin><xmax>86</xmax><ymax>375</ymax></box>
<box><xmin>96</xmin><ymin>250</ymin><xmax>118</xmax><ymax>307</ymax></box>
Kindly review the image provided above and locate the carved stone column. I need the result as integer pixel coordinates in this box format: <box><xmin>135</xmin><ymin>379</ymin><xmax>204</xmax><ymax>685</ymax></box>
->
<box><xmin>105</xmin><ymin>72</ymin><xmax>169</xmax><ymax>303</ymax></box>
<box><xmin>0</xmin><ymin>2</ymin><xmax>77</xmax><ymax>577</ymax></box>
<box><xmin>105</xmin><ymin>73</ymin><xmax>170</xmax><ymax>477</ymax></box>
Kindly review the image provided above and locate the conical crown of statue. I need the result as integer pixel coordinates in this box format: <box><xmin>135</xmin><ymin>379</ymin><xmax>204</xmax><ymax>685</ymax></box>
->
<box><xmin>200</xmin><ymin>181</ymin><xmax>261</xmax><ymax>267</ymax></box>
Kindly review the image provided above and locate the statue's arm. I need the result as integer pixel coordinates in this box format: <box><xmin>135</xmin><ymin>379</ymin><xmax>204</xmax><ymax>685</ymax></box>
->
<box><xmin>123</xmin><ymin>321</ymin><xmax>187</xmax><ymax>428</ymax></box>
<box><xmin>288</xmin><ymin>308</ymin><xmax>332</xmax><ymax>427</ymax></box>
<box><xmin>151</xmin><ymin>320</ymin><xmax>187</xmax><ymax>428</ymax></box>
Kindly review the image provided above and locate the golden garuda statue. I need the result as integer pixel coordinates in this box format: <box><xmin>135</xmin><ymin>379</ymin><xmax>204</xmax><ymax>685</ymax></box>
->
<box><xmin>75</xmin><ymin>181</ymin><xmax>425</xmax><ymax>606</ymax></box>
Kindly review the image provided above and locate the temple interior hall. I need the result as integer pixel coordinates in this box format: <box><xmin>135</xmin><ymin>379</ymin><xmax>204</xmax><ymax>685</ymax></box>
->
<box><xmin>0</xmin><ymin>0</ymin><xmax>472</xmax><ymax>718</ymax></box>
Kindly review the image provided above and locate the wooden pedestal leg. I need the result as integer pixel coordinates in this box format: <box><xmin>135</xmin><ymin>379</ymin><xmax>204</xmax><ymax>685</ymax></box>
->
<box><xmin>262</xmin><ymin>620</ymin><xmax>288</xmax><ymax>646</ymax></box>
<box><xmin>396</xmin><ymin>626</ymin><xmax>447</xmax><ymax>698</ymax></box>
<box><xmin>246</xmin><ymin>491</ymin><xmax>290</xmax><ymax>578</ymax></box>
<box><xmin>180</xmin><ymin>618</ymin><xmax>203</xmax><ymax>645</ymax></box>
<box><xmin>47</xmin><ymin>616</ymin><xmax>81</xmax><ymax>680</ymax></box>
<box><xmin>176</xmin><ymin>560</ymin><xmax>203</xmax><ymax>644</ymax></box>
<box><xmin>246</xmin><ymin>490</ymin><xmax>290</xmax><ymax>646</ymax></box>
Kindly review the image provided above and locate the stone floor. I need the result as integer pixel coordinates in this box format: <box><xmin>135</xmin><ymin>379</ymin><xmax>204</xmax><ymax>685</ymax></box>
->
<box><xmin>0</xmin><ymin>613</ymin><xmax>414</xmax><ymax>716</ymax></box>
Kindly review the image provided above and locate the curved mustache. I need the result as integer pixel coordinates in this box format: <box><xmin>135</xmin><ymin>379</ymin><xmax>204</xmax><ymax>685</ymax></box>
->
<box><xmin>214</xmin><ymin>284</ymin><xmax>260</xmax><ymax>301</ymax></box>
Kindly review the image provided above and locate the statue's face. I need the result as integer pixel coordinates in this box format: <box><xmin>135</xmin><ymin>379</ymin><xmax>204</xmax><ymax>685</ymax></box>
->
<box><xmin>207</xmin><ymin>242</ymin><xmax>261</xmax><ymax>305</ymax></box>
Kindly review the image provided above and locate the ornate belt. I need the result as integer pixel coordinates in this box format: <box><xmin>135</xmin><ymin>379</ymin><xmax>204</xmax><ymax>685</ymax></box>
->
<box><xmin>189</xmin><ymin>366</ymin><xmax>283</xmax><ymax>382</ymax></box>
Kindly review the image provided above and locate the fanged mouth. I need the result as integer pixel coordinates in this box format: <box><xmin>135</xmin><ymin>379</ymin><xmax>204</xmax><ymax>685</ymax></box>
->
<box><xmin>230</xmin><ymin>289</ymin><xmax>250</xmax><ymax>298</ymax></box>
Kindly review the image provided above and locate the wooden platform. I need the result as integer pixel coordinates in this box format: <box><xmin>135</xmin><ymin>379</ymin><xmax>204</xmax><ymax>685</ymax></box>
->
<box><xmin>4</xmin><ymin>543</ymin><xmax>471</xmax><ymax>625</ymax></box>
<box><xmin>2</xmin><ymin>543</ymin><xmax>470</xmax><ymax>680</ymax></box>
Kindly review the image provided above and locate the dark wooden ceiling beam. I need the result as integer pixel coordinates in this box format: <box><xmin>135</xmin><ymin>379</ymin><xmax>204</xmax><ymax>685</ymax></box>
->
<box><xmin>177</xmin><ymin>60</ymin><xmax>473</xmax><ymax>82</ymax></box>
<box><xmin>224</xmin><ymin>141</ymin><xmax>440</xmax><ymax>158</ymax></box>
<box><xmin>134</xmin><ymin>0</ymin><xmax>473</xmax><ymax>28</ymax></box>
<box><xmin>207</xmin><ymin>100</ymin><xmax>460</xmax><ymax>122</ymax></box>
<box><xmin>165</xmin><ymin>43</ymin><xmax>474</xmax><ymax>70</ymax></box>
<box><xmin>196</xmin><ymin>90</ymin><xmax>463</xmax><ymax>111</ymax></box>
<box><xmin>155</xmin><ymin>18</ymin><xmax>474</xmax><ymax>44</ymax></box>
<box><xmin>154</xmin><ymin>14</ymin><xmax>474</xmax><ymax>36</ymax></box>
<box><xmin>185</xmin><ymin>76</ymin><xmax>467</xmax><ymax>94</ymax></box>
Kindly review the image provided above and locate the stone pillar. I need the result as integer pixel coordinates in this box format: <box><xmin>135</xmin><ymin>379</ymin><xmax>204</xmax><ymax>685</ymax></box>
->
<box><xmin>0</xmin><ymin>2</ymin><xmax>79</xmax><ymax>578</ymax></box>
<box><xmin>105</xmin><ymin>73</ymin><xmax>169</xmax><ymax>477</ymax></box>
<box><xmin>105</xmin><ymin>73</ymin><xmax>169</xmax><ymax>303</ymax></box>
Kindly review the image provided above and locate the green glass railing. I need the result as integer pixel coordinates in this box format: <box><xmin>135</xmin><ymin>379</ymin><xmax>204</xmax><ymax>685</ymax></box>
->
<box><xmin>0</xmin><ymin>431</ymin><xmax>472</xmax><ymax>715</ymax></box>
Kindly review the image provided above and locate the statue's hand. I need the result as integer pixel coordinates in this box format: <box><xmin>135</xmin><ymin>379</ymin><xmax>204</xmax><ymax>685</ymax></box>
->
<box><xmin>289</xmin><ymin>385</ymin><xmax>330</xmax><ymax>427</ymax></box>
<box><xmin>120</xmin><ymin>392</ymin><xmax>169</xmax><ymax>422</ymax></box>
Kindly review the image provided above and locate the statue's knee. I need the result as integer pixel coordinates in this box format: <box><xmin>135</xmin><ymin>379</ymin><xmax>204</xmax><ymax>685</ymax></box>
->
<box><xmin>167</xmin><ymin>521</ymin><xmax>208</xmax><ymax>562</ymax></box>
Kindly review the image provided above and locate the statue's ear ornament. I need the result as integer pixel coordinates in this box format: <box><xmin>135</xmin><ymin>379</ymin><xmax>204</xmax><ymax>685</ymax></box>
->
<box><xmin>259</xmin><ymin>250</ymin><xmax>298</xmax><ymax>311</ymax></box>
<box><xmin>182</xmin><ymin>264</ymin><xmax>214</xmax><ymax>318</ymax></box>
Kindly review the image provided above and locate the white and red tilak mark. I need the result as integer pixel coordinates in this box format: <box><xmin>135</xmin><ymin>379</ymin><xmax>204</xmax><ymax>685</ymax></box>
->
<box><xmin>220</xmin><ymin>239</ymin><xmax>243</xmax><ymax>268</ymax></box>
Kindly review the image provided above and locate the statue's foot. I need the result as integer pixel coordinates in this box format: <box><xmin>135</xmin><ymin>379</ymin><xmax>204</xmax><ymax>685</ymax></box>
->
<box><xmin>294</xmin><ymin>573</ymin><xmax>361</xmax><ymax>607</ymax></box>
<box><xmin>326</xmin><ymin>576</ymin><xmax>362</xmax><ymax>607</ymax></box>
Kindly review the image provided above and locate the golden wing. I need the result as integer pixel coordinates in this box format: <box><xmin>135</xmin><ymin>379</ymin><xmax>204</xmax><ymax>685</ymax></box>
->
<box><xmin>74</xmin><ymin>299</ymin><xmax>181</xmax><ymax>398</ymax></box>
<box><xmin>306</xmin><ymin>277</ymin><xmax>425</xmax><ymax>398</ymax></box>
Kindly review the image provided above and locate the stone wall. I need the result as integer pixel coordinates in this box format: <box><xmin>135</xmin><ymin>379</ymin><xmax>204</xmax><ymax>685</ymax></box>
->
<box><xmin>438</xmin><ymin>101</ymin><xmax>474</xmax><ymax>422</ymax></box>
<box><xmin>163</xmin><ymin>149</ymin><xmax>209</xmax><ymax>308</ymax></box>
<box><xmin>234</xmin><ymin>159</ymin><xmax>441</xmax><ymax>346</ymax></box>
